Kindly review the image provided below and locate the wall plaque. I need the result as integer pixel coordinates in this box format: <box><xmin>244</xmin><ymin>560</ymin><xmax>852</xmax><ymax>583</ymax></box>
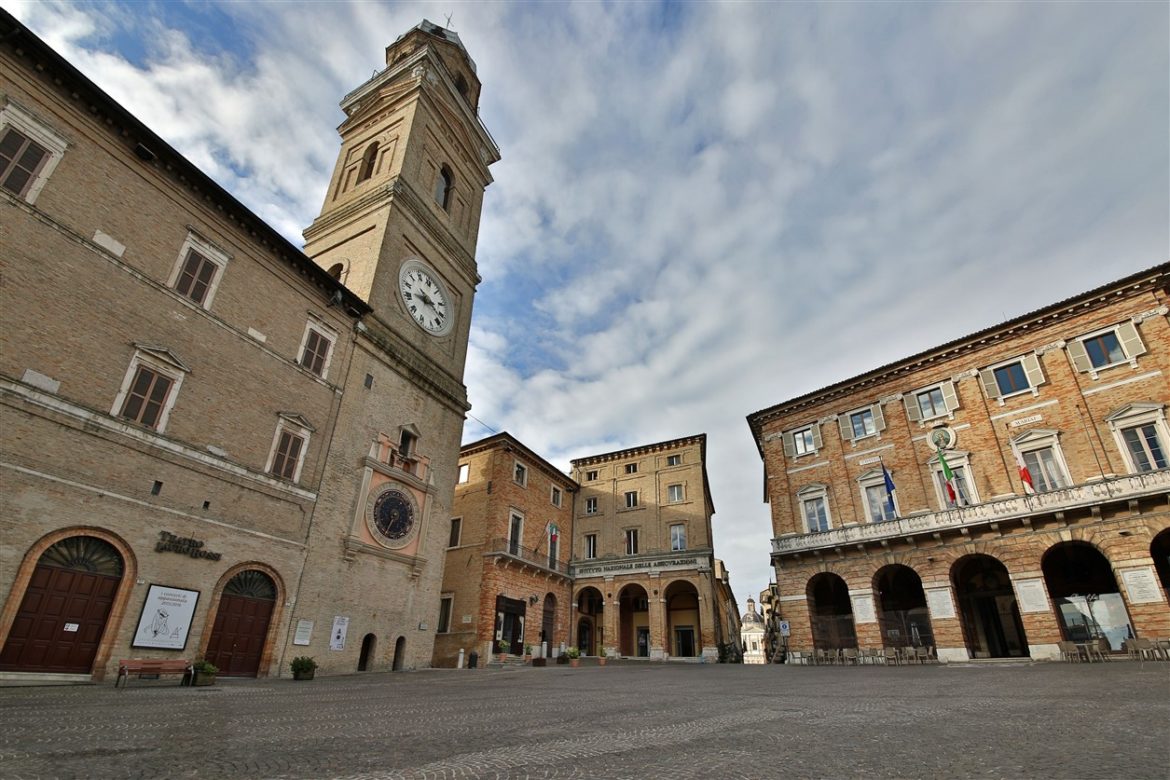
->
<box><xmin>851</xmin><ymin>594</ymin><xmax>877</xmax><ymax>624</ymax></box>
<box><xmin>925</xmin><ymin>587</ymin><xmax>956</xmax><ymax>619</ymax></box>
<box><xmin>293</xmin><ymin>619</ymin><xmax>313</xmax><ymax>646</ymax></box>
<box><xmin>1120</xmin><ymin>567</ymin><xmax>1165</xmax><ymax>604</ymax></box>
<box><xmin>1014</xmin><ymin>578</ymin><xmax>1050</xmax><ymax>613</ymax></box>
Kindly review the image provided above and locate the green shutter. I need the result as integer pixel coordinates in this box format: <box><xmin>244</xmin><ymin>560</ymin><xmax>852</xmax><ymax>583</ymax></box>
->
<box><xmin>1066</xmin><ymin>339</ymin><xmax>1092</xmax><ymax>373</ymax></box>
<box><xmin>1116</xmin><ymin>321</ymin><xmax>1146</xmax><ymax>358</ymax></box>
<box><xmin>1022</xmin><ymin>353</ymin><xmax>1045</xmax><ymax>389</ymax></box>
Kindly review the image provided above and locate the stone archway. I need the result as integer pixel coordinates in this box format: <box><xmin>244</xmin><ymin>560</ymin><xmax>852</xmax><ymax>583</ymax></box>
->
<box><xmin>806</xmin><ymin>573</ymin><xmax>857</xmax><ymax>650</ymax></box>
<box><xmin>1042</xmin><ymin>541</ymin><xmax>1133</xmax><ymax>651</ymax></box>
<box><xmin>392</xmin><ymin>636</ymin><xmax>406</xmax><ymax>671</ymax></box>
<box><xmin>874</xmin><ymin>564</ymin><xmax>934</xmax><ymax>649</ymax></box>
<box><xmin>575</xmin><ymin>587</ymin><xmax>603</xmax><ymax>655</ymax></box>
<box><xmin>1151</xmin><ymin>528</ymin><xmax>1170</xmax><ymax>601</ymax></box>
<box><xmin>663</xmin><ymin>580</ymin><xmax>701</xmax><ymax>657</ymax></box>
<box><xmin>358</xmin><ymin>633</ymin><xmax>377</xmax><ymax>671</ymax></box>
<box><xmin>540</xmin><ymin>593</ymin><xmax>557</xmax><ymax>654</ymax></box>
<box><xmin>618</xmin><ymin>584</ymin><xmax>649</xmax><ymax>657</ymax></box>
<box><xmin>0</xmin><ymin>535</ymin><xmax>125</xmax><ymax>674</ymax></box>
<box><xmin>205</xmin><ymin>569</ymin><xmax>278</xmax><ymax>677</ymax></box>
<box><xmin>952</xmin><ymin>554</ymin><xmax>1028</xmax><ymax>658</ymax></box>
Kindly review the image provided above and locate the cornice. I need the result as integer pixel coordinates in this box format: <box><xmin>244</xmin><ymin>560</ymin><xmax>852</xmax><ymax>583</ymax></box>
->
<box><xmin>570</xmin><ymin>434</ymin><xmax>707</xmax><ymax>466</ymax></box>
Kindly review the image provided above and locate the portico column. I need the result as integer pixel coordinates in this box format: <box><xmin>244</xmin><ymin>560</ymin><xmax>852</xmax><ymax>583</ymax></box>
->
<box><xmin>600</xmin><ymin>578</ymin><xmax>617</xmax><ymax>656</ymax></box>
<box><xmin>696</xmin><ymin>574</ymin><xmax>718</xmax><ymax>660</ymax></box>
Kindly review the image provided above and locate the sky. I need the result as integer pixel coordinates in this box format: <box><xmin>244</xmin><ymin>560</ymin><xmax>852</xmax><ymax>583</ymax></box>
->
<box><xmin>11</xmin><ymin>0</ymin><xmax>1168</xmax><ymax>616</ymax></box>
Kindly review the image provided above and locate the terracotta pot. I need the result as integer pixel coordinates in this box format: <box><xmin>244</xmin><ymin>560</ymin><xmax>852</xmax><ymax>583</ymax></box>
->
<box><xmin>598</xmin><ymin>658</ymin><xmax>607</xmax><ymax>666</ymax></box>
<box><xmin>569</xmin><ymin>659</ymin><xmax>580</xmax><ymax>668</ymax></box>
<box><xmin>293</xmin><ymin>669</ymin><xmax>315</xmax><ymax>680</ymax></box>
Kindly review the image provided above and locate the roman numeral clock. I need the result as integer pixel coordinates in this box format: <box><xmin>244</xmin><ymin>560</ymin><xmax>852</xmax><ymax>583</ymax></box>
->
<box><xmin>399</xmin><ymin>259</ymin><xmax>453</xmax><ymax>337</ymax></box>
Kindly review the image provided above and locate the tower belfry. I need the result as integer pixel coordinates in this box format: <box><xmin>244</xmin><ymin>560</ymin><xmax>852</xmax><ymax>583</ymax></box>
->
<box><xmin>304</xmin><ymin>20</ymin><xmax>499</xmax><ymax>381</ymax></box>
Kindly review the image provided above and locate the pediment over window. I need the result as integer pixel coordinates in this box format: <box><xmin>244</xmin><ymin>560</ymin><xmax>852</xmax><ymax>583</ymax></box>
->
<box><xmin>928</xmin><ymin>450</ymin><xmax>970</xmax><ymax>465</ymax></box>
<box><xmin>1105</xmin><ymin>402</ymin><xmax>1164</xmax><ymax>422</ymax></box>
<box><xmin>856</xmin><ymin>468</ymin><xmax>886</xmax><ymax>483</ymax></box>
<box><xmin>399</xmin><ymin>422</ymin><xmax>422</xmax><ymax>440</ymax></box>
<box><xmin>796</xmin><ymin>483</ymin><xmax>828</xmax><ymax>497</ymax></box>
<box><xmin>1010</xmin><ymin>428</ymin><xmax>1060</xmax><ymax>446</ymax></box>
<box><xmin>277</xmin><ymin>412</ymin><xmax>315</xmax><ymax>432</ymax></box>
<box><xmin>133</xmin><ymin>344</ymin><xmax>189</xmax><ymax>372</ymax></box>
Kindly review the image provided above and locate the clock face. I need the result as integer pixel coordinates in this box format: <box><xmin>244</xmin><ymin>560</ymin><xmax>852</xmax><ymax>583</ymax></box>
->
<box><xmin>399</xmin><ymin>260</ymin><xmax>454</xmax><ymax>336</ymax></box>
<box><xmin>372</xmin><ymin>488</ymin><xmax>415</xmax><ymax>541</ymax></box>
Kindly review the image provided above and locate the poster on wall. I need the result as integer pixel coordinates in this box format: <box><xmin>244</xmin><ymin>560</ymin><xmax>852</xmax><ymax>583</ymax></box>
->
<box><xmin>131</xmin><ymin>584</ymin><xmax>200</xmax><ymax>650</ymax></box>
<box><xmin>330</xmin><ymin>616</ymin><xmax>349</xmax><ymax>651</ymax></box>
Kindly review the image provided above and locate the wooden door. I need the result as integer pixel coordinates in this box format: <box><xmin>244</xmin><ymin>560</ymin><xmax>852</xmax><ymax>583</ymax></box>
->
<box><xmin>205</xmin><ymin>593</ymin><xmax>273</xmax><ymax>676</ymax></box>
<box><xmin>0</xmin><ymin>564</ymin><xmax>119</xmax><ymax>673</ymax></box>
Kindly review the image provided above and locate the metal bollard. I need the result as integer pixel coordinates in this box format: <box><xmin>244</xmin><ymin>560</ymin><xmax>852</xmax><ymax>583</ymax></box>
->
<box><xmin>457</xmin><ymin>648</ymin><xmax>465</xmax><ymax>669</ymax></box>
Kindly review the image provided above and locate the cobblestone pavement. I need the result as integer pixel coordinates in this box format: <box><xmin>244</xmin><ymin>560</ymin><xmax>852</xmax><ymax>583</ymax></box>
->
<box><xmin>1</xmin><ymin>661</ymin><xmax>1167</xmax><ymax>779</ymax></box>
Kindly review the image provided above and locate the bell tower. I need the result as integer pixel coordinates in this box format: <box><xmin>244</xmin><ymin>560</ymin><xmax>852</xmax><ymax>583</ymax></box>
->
<box><xmin>303</xmin><ymin>20</ymin><xmax>499</xmax><ymax>378</ymax></box>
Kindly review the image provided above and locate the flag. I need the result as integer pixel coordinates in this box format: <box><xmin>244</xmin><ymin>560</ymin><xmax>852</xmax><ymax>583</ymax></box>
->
<box><xmin>547</xmin><ymin>523</ymin><xmax>558</xmax><ymax>543</ymax></box>
<box><xmin>938</xmin><ymin>448</ymin><xmax>959</xmax><ymax>505</ymax></box>
<box><xmin>1015</xmin><ymin>453</ymin><xmax>1036</xmax><ymax>495</ymax></box>
<box><xmin>881</xmin><ymin>462</ymin><xmax>897</xmax><ymax>518</ymax></box>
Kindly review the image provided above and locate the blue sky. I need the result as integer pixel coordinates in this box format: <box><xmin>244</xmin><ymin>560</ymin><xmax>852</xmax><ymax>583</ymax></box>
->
<box><xmin>13</xmin><ymin>0</ymin><xmax>1167</xmax><ymax>613</ymax></box>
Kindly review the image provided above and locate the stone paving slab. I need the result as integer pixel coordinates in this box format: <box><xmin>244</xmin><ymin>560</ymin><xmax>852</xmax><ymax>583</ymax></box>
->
<box><xmin>0</xmin><ymin>662</ymin><xmax>1166</xmax><ymax>779</ymax></box>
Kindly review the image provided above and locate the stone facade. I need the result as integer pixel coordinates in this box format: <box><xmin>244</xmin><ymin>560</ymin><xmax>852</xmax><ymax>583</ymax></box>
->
<box><xmin>432</xmin><ymin>433</ymin><xmax>577</xmax><ymax>667</ymax></box>
<box><xmin>0</xmin><ymin>15</ymin><xmax>497</xmax><ymax>681</ymax></box>
<box><xmin>748</xmin><ymin>265</ymin><xmax>1170</xmax><ymax>662</ymax></box>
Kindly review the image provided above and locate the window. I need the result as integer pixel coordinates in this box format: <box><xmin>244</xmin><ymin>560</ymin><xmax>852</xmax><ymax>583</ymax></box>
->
<box><xmin>667</xmin><ymin>484</ymin><xmax>684</xmax><ymax>503</ymax></box>
<box><xmin>298</xmin><ymin>323</ymin><xmax>336</xmax><ymax>378</ymax></box>
<box><xmin>625</xmin><ymin>490</ymin><xmax>638</xmax><ymax>509</ymax></box>
<box><xmin>625</xmin><ymin>463</ymin><xmax>638</xmax><ymax>474</ymax></box>
<box><xmin>111</xmin><ymin>346</ymin><xmax>188</xmax><ymax>433</ymax></box>
<box><xmin>797</xmin><ymin>484</ymin><xmax>831</xmax><ymax>533</ymax></box>
<box><xmin>358</xmin><ymin>142</ymin><xmax>379</xmax><ymax>182</ymax></box>
<box><xmin>667</xmin><ymin>454</ymin><xmax>681</xmax><ymax>466</ymax></box>
<box><xmin>448</xmin><ymin>517</ymin><xmax>462</xmax><ymax>548</ymax></box>
<box><xmin>437</xmin><ymin>595</ymin><xmax>453</xmax><ymax>634</ymax></box>
<box><xmin>584</xmin><ymin>534</ymin><xmax>597</xmax><ymax>559</ymax></box>
<box><xmin>1068</xmin><ymin>322</ymin><xmax>1147</xmax><ymax>377</ymax></box>
<box><xmin>585</xmin><ymin>497</ymin><xmax>598</xmax><ymax>515</ymax></box>
<box><xmin>838</xmin><ymin>405</ymin><xmax>885</xmax><ymax>442</ymax></box>
<box><xmin>167</xmin><ymin>233</ymin><xmax>230</xmax><ymax>310</ymax></box>
<box><xmin>398</xmin><ymin>427</ymin><xmax>417</xmax><ymax>459</ymax></box>
<box><xmin>434</xmin><ymin>165</ymin><xmax>454</xmax><ymax>210</ymax></box>
<box><xmin>0</xmin><ymin>103</ymin><xmax>68</xmax><ymax>204</ymax></box>
<box><xmin>863</xmin><ymin>483</ymin><xmax>896</xmax><ymax>522</ymax></box>
<box><xmin>1010</xmin><ymin>430</ymin><xmax>1071</xmax><ymax>493</ymax></box>
<box><xmin>979</xmin><ymin>354</ymin><xmax>1045</xmax><ymax>402</ymax></box>
<box><xmin>457</xmin><ymin>463</ymin><xmax>470</xmax><ymax>484</ymax></box>
<box><xmin>783</xmin><ymin>423</ymin><xmax>822</xmax><ymax>457</ymax></box>
<box><xmin>670</xmin><ymin>524</ymin><xmax>687</xmax><ymax>551</ymax></box>
<box><xmin>905</xmin><ymin>380</ymin><xmax>959</xmax><ymax>423</ymax></box>
<box><xmin>625</xmin><ymin>529</ymin><xmax>639</xmax><ymax>555</ymax></box>
<box><xmin>586</xmin><ymin>470</ymin><xmax>598</xmax><ymax>481</ymax></box>
<box><xmin>266</xmin><ymin>413</ymin><xmax>313</xmax><ymax>483</ymax></box>
<box><xmin>551</xmin><ymin>486</ymin><xmax>562</xmax><ymax>508</ymax></box>
<box><xmin>548</xmin><ymin>527</ymin><xmax>559</xmax><ymax>568</ymax></box>
<box><xmin>1106</xmin><ymin>403</ymin><xmax>1169</xmax><ymax>474</ymax></box>
<box><xmin>508</xmin><ymin>513</ymin><xmax>523</xmax><ymax>555</ymax></box>
<box><xmin>513</xmin><ymin>461</ymin><xmax>528</xmax><ymax>487</ymax></box>
<box><xmin>931</xmin><ymin>452</ymin><xmax>978</xmax><ymax>509</ymax></box>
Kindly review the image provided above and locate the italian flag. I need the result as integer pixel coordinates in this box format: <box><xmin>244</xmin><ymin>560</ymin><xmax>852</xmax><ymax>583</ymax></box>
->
<box><xmin>938</xmin><ymin>448</ymin><xmax>959</xmax><ymax>505</ymax></box>
<box><xmin>1015</xmin><ymin>453</ymin><xmax>1036</xmax><ymax>495</ymax></box>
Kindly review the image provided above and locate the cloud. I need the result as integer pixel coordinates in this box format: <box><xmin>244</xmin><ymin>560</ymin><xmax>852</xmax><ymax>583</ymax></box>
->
<box><xmin>14</xmin><ymin>0</ymin><xmax>1167</xmax><ymax>611</ymax></box>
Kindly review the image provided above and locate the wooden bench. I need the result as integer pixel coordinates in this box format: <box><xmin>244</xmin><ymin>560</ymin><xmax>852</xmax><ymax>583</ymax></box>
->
<box><xmin>115</xmin><ymin>658</ymin><xmax>191</xmax><ymax>688</ymax></box>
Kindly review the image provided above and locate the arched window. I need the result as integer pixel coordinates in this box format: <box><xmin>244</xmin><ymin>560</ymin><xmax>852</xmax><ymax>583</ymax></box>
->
<box><xmin>434</xmin><ymin>165</ymin><xmax>453</xmax><ymax>210</ymax></box>
<box><xmin>454</xmin><ymin>73</ymin><xmax>469</xmax><ymax>101</ymax></box>
<box><xmin>358</xmin><ymin>142</ymin><xmax>379</xmax><ymax>183</ymax></box>
<box><xmin>326</xmin><ymin>262</ymin><xmax>344</xmax><ymax>280</ymax></box>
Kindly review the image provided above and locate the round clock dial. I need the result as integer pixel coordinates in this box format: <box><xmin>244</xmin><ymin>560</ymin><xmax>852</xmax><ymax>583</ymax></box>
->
<box><xmin>372</xmin><ymin>488</ymin><xmax>415</xmax><ymax>541</ymax></box>
<box><xmin>399</xmin><ymin>260</ymin><xmax>454</xmax><ymax>336</ymax></box>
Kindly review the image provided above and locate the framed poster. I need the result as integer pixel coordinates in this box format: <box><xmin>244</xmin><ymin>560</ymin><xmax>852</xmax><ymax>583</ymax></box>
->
<box><xmin>330</xmin><ymin>616</ymin><xmax>349</xmax><ymax>651</ymax></box>
<box><xmin>132</xmin><ymin>584</ymin><xmax>200</xmax><ymax>650</ymax></box>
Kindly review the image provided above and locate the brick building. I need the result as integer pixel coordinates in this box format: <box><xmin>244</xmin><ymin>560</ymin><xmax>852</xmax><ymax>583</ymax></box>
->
<box><xmin>0</xmin><ymin>14</ymin><xmax>498</xmax><ymax>680</ymax></box>
<box><xmin>432</xmin><ymin>433</ymin><xmax>577</xmax><ymax>666</ymax></box>
<box><xmin>748</xmin><ymin>265</ymin><xmax>1170</xmax><ymax>662</ymax></box>
<box><xmin>569</xmin><ymin>435</ymin><xmax>734</xmax><ymax>661</ymax></box>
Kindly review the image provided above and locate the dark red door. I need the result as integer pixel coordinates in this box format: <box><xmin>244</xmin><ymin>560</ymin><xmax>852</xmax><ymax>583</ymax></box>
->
<box><xmin>205</xmin><ymin>594</ymin><xmax>273</xmax><ymax>676</ymax></box>
<box><xmin>0</xmin><ymin>564</ymin><xmax>119</xmax><ymax>673</ymax></box>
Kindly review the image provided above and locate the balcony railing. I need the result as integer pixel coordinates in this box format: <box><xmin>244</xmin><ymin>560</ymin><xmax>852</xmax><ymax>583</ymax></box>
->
<box><xmin>487</xmin><ymin>537</ymin><xmax>569</xmax><ymax>575</ymax></box>
<box><xmin>772</xmin><ymin>469</ymin><xmax>1170</xmax><ymax>555</ymax></box>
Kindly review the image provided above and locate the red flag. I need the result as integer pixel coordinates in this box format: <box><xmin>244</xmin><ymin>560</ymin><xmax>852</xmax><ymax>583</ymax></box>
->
<box><xmin>1015</xmin><ymin>453</ymin><xmax>1036</xmax><ymax>495</ymax></box>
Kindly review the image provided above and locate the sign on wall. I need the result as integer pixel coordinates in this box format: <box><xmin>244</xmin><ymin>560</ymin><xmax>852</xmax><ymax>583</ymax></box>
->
<box><xmin>925</xmin><ymin>587</ymin><xmax>957</xmax><ymax>620</ymax></box>
<box><xmin>132</xmin><ymin>584</ymin><xmax>200</xmax><ymax>650</ymax></box>
<box><xmin>851</xmin><ymin>594</ymin><xmax>877</xmax><ymax>624</ymax></box>
<box><xmin>1120</xmin><ymin>567</ymin><xmax>1165</xmax><ymax>604</ymax></box>
<box><xmin>293</xmin><ymin>619</ymin><xmax>314</xmax><ymax>646</ymax></box>
<box><xmin>330</xmin><ymin>616</ymin><xmax>349</xmax><ymax>651</ymax></box>
<box><xmin>1013</xmin><ymin>578</ymin><xmax>1050</xmax><ymax>613</ymax></box>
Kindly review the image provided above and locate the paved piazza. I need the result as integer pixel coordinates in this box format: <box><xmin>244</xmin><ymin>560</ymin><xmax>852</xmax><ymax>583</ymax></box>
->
<box><xmin>1</xmin><ymin>662</ymin><xmax>1166</xmax><ymax>779</ymax></box>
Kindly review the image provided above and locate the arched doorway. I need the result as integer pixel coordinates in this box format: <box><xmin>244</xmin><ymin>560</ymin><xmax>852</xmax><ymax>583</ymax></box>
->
<box><xmin>205</xmin><ymin>570</ymin><xmax>276</xmax><ymax>677</ymax></box>
<box><xmin>358</xmin><ymin>633</ymin><xmax>377</xmax><ymax>671</ymax></box>
<box><xmin>575</xmin><ymin>587</ymin><xmax>602</xmax><ymax>655</ymax></box>
<box><xmin>0</xmin><ymin>536</ymin><xmax>124</xmax><ymax>673</ymax></box>
<box><xmin>1042</xmin><ymin>542</ymin><xmax>1133</xmax><ymax>651</ymax></box>
<box><xmin>663</xmin><ymin>580</ymin><xmax>701</xmax><ymax>657</ymax></box>
<box><xmin>807</xmin><ymin>573</ymin><xmax>857</xmax><ymax>650</ymax></box>
<box><xmin>618</xmin><ymin>584</ymin><xmax>650</xmax><ymax>657</ymax></box>
<box><xmin>874</xmin><ymin>565</ymin><xmax>934</xmax><ymax>649</ymax></box>
<box><xmin>540</xmin><ymin>593</ymin><xmax>556</xmax><ymax>654</ymax></box>
<box><xmin>1152</xmin><ymin>529</ymin><xmax>1170</xmax><ymax>601</ymax></box>
<box><xmin>392</xmin><ymin>636</ymin><xmax>406</xmax><ymax>671</ymax></box>
<box><xmin>952</xmin><ymin>555</ymin><xmax>1028</xmax><ymax>658</ymax></box>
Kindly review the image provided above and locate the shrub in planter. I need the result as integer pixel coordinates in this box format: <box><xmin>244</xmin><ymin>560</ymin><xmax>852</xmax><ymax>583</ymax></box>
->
<box><xmin>290</xmin><ymin>656</ymin><xmax>318</xmax><ymax>680</ymax></box>
<box><xmin>191</xmin><ymin>659</ymin><xmax>218</xmax><ymax>686</ymax></box>
<box><xmin>566</xmin><ymin>646</ymin><xmax>581</xmax><ymax>667</ymax></box>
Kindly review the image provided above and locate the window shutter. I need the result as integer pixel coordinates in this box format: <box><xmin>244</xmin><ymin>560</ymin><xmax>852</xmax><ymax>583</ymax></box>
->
<box><xmin>1066</xmin><ymin>339</ymin><xmax>1092</xmax><ymax>373</ymax></box>
<box><xmin>782</xmin><ymin>431</ymin><xmax>795</xmax><ymax>458</ymax></box>
<box><xmin>1117</xmin><ymin>321</ymin><xmax>1146</xmax><ymax>358</ymax></box>
<box><xmin>811</xmin><ymin>423</ymin><xmax>823</xmax><ymax>450</ymax></box>
<box><xmin>904</xmin><ymin>393</ymin><xmax>923</xmax><ymax>423</ymax></box>
<box><xmin>941</xmin><ymin>380</ymin><xmax>959</xmax><ymax>413</ymax></box>
<box><xmin>838</xmin><ymin>414</ymin><xmax>852</xmax><ymax>441</ymax></box>
<box><xmin>979</xmin><ymin>367</ymin><xmax>1001</xmax><ymax>399</ymax></box>
<box><xmin>1022</xmin><ymin>353</ymin><xmax>1045</xmax><ymax>389</ymax></box>
<box><xmin>872</xmin><ymin>403</ymin><xmax>886</xmax><ymax>432</ymax></box>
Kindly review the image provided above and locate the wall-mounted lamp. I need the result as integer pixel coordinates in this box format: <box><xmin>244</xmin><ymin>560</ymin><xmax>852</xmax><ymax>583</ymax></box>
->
<box><xmin>529</xmin><ymin>595</ymin><xmax>539</xmax><ymax>605</ymax></box>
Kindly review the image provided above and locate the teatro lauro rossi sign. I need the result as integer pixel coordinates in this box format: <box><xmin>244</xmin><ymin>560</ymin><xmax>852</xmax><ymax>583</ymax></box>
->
<box><xmin>155</xmin><ymin>531</ymin><xmax>222</xmax><ymax>561</ymax></box>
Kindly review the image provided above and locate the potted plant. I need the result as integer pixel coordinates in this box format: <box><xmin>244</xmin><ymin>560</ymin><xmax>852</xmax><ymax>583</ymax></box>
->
<box><xmin>191</xmin><ymin>659</ymin><xmax>218</xmax><ymax>686</ymax></box>
<box><xmin>290</xmin><ymin>656</ymin><xmax>317</xmax><ymax>681</ymax></box>
<box><xmin>566</xmin><ymin>646</ymin><xmax>581</xmax><ymax>667</ymax></box>
<box><xmin>496</xmin><ymin>639</ymin><xmax>510</xmax><ymax>662</ymax></box>
<box><xmin>523</xmin><ymin>643</ymin><xmax>533</xmax><ymax>661</ymax></box>
<box><xmin>597</xmin><ymin>647</ymin><xmax>607</xmax><ymax>666</ymax></box>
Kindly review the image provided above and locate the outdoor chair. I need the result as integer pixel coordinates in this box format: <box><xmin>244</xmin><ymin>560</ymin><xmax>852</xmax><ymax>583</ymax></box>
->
<box><xmin>882</xmin><ymin>647</ymin><xmax>900</xmax><ymax>666</ymax></box>
<box><xmin>1130</xmin><ymin>638</ymin><xmax>1158</xmax><ymax>663</ymax></box>
<box><xmin>842</xmin><ymin>648</ymin><xmax>859</xmax><ymax>665</ymax></box>
<box><xmin>1057</xmin><ymin>640</ymin><xmax>1082</xmax><ymax>663</ymax></box>
<box><xmin>914</xmin><ymin>646</ymin><xmax>932</xmax><ymax>664</ymax></box>
<box><xmin>1083</xmin><ymin>639</ymin><xmax>1109</xmax><ymax>663</ymax></box>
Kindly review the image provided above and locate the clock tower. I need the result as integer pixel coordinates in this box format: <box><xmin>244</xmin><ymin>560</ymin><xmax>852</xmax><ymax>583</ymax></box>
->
<box><xmin>303</xmin><ymin>19</ymin><xmax>499</xmax><ymax>380</ymax></box>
